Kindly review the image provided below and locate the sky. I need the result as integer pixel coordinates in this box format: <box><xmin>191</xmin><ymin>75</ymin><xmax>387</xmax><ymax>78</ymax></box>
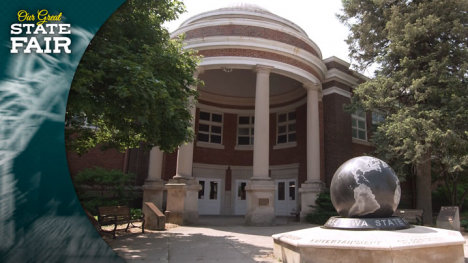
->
<box><xmin>164</xmin><ymin>0</ymin><xmax>360</xmax><ymax>72</ymax></box>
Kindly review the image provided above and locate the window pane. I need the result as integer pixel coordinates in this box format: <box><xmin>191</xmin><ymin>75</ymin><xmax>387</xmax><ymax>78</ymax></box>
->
<box><xmin>288</xmin><ymin>133</ymin><xmax>296</xmax><ymax>142</ymax></box>
<box><xmin>238</xmin><ymin>137</ymin><xmax>250</xmax><ymax>145</ymax></box>
<box><xmin>211</xmin><ymin>135</ymin><xmax>222</xmax><ymax>144</ymax></box>
<box><xmin>352</xmin><ymin>128</ymin><xmax>357</xmax><ymax>138</ymax></box>
<box><xmin>352</xmin><ymin>118</ymin><xmax>357</xmax><ymax>127</ymax></box>
<box><xmin>199</xmin><ymin>123</ymin><xmax>209</xmax><ymax>132</ymax></box>
<box><xmin>212</xmin><ymin>113</ymin><xmax>222</xmax><ymax>123</ymax></box>
<box><xmin>278</xmin><ymin>182</ymin><xmax>285</xmax><ymax>200</ymax></box>
<box><xmin>238</xmin><ymin>182</ymin><xmax>246</xmax><ymax>200</ymax></box>
<box><xmin>288</xmin><ymin>111</ymin><xmax>296</xmax><ymax>120</ymax></box>
<box><xmin>278</xmin><ymin>125</ymin><xmax>287</xmax><ymax>134</ymax></box>
<box><xmin>239</xmin><ymin>116</ymin><xmax>250</xmax><ymax>124</ymax></box>
<box><xmin>288</xmin><ymin>124</ymin><xmax>296</xmax><ymax>132</ymax></box>
<box><xmin>238</xmin><ymin>128</ymin><xmax>249</xmax><ymax>135</ymax></box>
<box><xmin>198</xmin><ymin>133</ymin><xmax>209</xmax><ymax>142</ymax></box>
<box><xmin>198</xmin><ymin>181</ymin><xmax>205</xmax><ymax>199</ymax></box>
<box><xmin>251</xmin><ymin>137</ymin><xmax>254</xmax><ymax>145</ymax></box>
<box><xmin>356</xmin><ymin>110</ymin><xmax>365</xmax><ymax>118</ymax></box>
<box><xmin>200</xmin><ymin>111</ymin><xmax>210</xmax><ymax>121</ymax></box>
<box><xmin>251</xmin><ymin>116</ymin><xmax>255</xmax><ymax>124</ymax></box>
<box><xmin>211</xmin><ymin>125</ymin><xmax>222</xmax><ymax>134</ymax></box>
<box><xmin>251</xmin><ymin>128</ymin><xmax>254</xmax><ymax>134</ymax></box>
<box><xmin>289</xmin><ymin>181</ymin><xmax>295</xmax><ymax>201</ymax></box>
<box><xmin>278</xmin><ymin>135</ymin><xmax>287</xmax><ymax>144</ymax></box>
<box><xmin>210</xmin><ymin>181</ymin><xmax>218</xmax><ymax>200</ymax></box>
<box><xmin>278</xmin><ymin>113</ymin><xmax>287</xmax><ymax>123</ymax></box>
<box><xmin>358</xmin><ymin>120</ymin><xmax>366</xmax><ymax>129</ymax></box>
<box><xmin>358</xmin><ymin>130</ymin><xmax>366</xmax><ymax>140</ymax></box>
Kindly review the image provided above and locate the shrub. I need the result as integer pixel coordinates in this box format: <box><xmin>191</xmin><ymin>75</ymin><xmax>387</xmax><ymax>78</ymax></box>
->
<box><xmin>305</xmin><ymin>192</ymin><xmax>338</xmax><ymax>225</ymax></box>
<box><xmin>73</xmin><ymin>167</ymin><xmax>136</xmax><ymax>215</ymax></box>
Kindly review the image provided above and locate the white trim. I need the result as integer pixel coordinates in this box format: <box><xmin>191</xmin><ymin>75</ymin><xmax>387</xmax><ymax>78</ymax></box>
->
<box><xmin>172</xmin><ymin>17</ymin><xmax>322</xmax><ymax>59</ymax></box>
<box><xmin>196</xmin><ymin>141</ymin><xmax>225</xmax><ymax>150</ymax></box>
<box><xmin>269</xmin><ymin>163</ymin><xmax>300</xmax><ymax>171</ymax></box>
<box><xmin>198</xmin><ymin>88</ymin><xmax>306</xmax><ymax>107</ymax></box>
<box><xmin>323</xmin><ymin>68</ymin><xmax>360</xmax><ymax>87</ymax></box>
<box><xmin>196</xmin><ymin>97</ymin><xmax>307</xmax><ymax>115</ymax></box>
<box><xmin>322</xmin><ymin>87</ymin><xmax>352</xmax><ymax>98</ymax></box>
<box><xmin>179</xmin><ymin>10</ymin><xmax>308</xmax><ymax>38</ymax></box>
<box><xmin>323</xmin><ymin>56</ymin><xmax>351</xmax><ymax>68</ymax></box>
<box><xmin>193</xmin><ymin>163</ymin><xmax>229</xmax><ymax>170</ymax></box>
<box><xmin>352</xmin><ymin>138</ymin><xmax>374</xmax><ymax>146</ymax></box>
<box><xmin>199</xmin><ymin>57</ymin><xmax>321</xmax><ymax>86</ymax></box>
<box><xmin>234</xmin><ymin>145</ymin><xmax>254</xmax><ymax>151</ymax></box>
<box><xmin>273</xmin><ymin>142</ymin><xmax>297</xmax><ymax>150</ymax></box>
<box><xmin>184</xmin><ymin>36</ymin><xmax>326</xmax><ymax>79</ymax></box>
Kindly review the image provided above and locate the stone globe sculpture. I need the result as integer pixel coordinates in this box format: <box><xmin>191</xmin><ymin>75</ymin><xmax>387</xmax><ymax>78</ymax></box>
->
<box><xmin>330</xmin><ymin>156</ymin><xmax>401</xmax><ymax>218</ymax></box>
<box><xmin>324</xmin><ymin>156</ymin><xmax>409</xmax><ymax>230</ymax></box>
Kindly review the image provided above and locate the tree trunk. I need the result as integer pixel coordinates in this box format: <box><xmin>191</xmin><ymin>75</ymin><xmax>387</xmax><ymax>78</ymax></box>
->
<box><xmin>416</xmin><ymin>150</ymin><xmax>432</xmax><ymax>225</ymax></box>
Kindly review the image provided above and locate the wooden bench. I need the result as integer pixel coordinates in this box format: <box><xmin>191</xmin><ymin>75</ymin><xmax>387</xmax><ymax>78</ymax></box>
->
<box><xmin>97</xmin><ymin>206</ymin><xmax>145</xmax><ymax>239</ymax></box>
<box><xmin>393</xmin><ymin>209</ymin><xmax>424</xmax><ymax>226</ymax></box>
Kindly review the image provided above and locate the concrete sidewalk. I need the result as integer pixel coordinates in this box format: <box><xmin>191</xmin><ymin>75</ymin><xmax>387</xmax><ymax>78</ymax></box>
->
<box><xmin>107</xmin><ymin>216</ymin><xmax>468</xmax><ymax>263</ymax></box>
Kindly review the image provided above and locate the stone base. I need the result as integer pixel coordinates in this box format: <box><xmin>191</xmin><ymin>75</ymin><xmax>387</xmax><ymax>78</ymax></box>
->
<box><xmin>142</xmin><ymin>202</ymin><xmax>165</xmax><ymax>230</ymax></box>
<box><xmin>142</xmin><ymin>179</ymin><xmax>165</xmax><ymax>210</ymax></box>
<box><xmin>298</xmin><ymin>181</ymin><xmax>325</xmax><ymax>220</ymax></box>
<box><xmin>273</xmin><ymin>225</ymin><xmax>465</xmax><ymax>263</ymax></box>
<box><xmin>165</xmin><ymin>177</ymin><xmax>201</xmax><ymax>225</ymax></box>
<box><xmin>245</xmin><ymin>179</ymin><xmax>276</xmax><ymax>226</ymax></box>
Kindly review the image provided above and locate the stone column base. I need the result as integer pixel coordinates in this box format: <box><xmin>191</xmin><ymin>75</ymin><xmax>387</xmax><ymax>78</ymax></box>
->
<box><xmin>298</xmin><ymin>181</ymin><xmax>325</xmax><ymax>220</ymax></box>
<box><xmin>165</xmin><ymin>177</ymin><xmax>201</xmax><ymax>225</ymax></box>
<box><xmin>142</xmin><ymin>179</ymin><xmax>166</xmax><ymax>210</ymax></box>
<box><xmin>245</xmin><ymin>179</ymin><xmax>276</xmax><ymax>226</ymax></box>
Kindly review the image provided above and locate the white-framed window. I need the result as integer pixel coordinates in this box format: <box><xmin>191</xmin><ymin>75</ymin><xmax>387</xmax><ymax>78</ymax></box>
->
<box><xmin>277</xmin><ymin>111</ymin><xmax>296</xmax><ymax>144</ymax></box>
<box><xmin>352</xmin><ymin>110</ymin><xmax>367</xmax><ymax>141</ymax></box>
<box><xmin>372</xmin><ymin>112</ymin><xmax>385</xmax><ymax>125</ymax></box>
<box><xmin>237</xmin><ymin>116</ymin><xmax>255</xmax><ymax>146</ymax></box>
<box><xmin>197</xmin><ymin>110</ymin><xmax>223</xmax><ymax>144</ymax></box>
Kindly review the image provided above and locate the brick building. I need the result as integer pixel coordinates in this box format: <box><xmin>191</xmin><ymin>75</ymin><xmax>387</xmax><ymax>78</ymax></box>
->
<box><xmin>67</xmin><ymin>3</ymin><xmax>388</xmax><ymax>225</ymax></box>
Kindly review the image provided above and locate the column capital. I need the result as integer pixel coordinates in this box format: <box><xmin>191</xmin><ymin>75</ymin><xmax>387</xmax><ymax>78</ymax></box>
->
<box><xmin>303</xmin><ymin>82</ymin><xmax>321</xmax><ymax>92</ymax></box>
<box><xmin>254</xmin><ymin>65</ymin><xmax>274</xmax><ymax>74</ymax></box>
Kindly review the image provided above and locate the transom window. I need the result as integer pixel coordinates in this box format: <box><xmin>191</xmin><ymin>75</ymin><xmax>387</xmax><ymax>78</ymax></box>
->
<box><xmin>277</xmin><ymin>111</ymin><xmax>296</xmax><ymax>144</ymax></box>
<box><xmin>198</xmin><ymin>111</ymin><xmax>223</xmax><ymax>144</ymax></box>
<box><xmin>352</xmin><ymin>110</ymin><xmax>367</xmax><ymax>140</ymax></box>
<box><xmin>237</xmin><ymin>116</ymin><xmax>254</xmax><ymax>145</ymax></box>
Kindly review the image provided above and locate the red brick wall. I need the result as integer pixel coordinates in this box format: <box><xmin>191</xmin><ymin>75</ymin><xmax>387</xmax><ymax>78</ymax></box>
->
<box><xmin>66</xmin><ymin>147</ymin><xmax>125</xmax><ymax>178</ymax></box>
<box><xmin>184</xmin><ymin>25</ymin><xmax>319</xmax><ymax>57</ymax></box>
<box><xmin>198</xmin><ymin>49</ymin><xmax>321</xmax><ymax>80</ymax></box>
<box><xmin>323</xmin><ymin>93</ymin><xmax>353</xmax><ymax>187</ymax></box>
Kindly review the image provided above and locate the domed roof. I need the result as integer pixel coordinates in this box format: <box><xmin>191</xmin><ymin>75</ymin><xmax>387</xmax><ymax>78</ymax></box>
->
<box><xmin>218</xmin><ymin>2</ymin><xmax>271</xmax><ymax>14</ymax></box>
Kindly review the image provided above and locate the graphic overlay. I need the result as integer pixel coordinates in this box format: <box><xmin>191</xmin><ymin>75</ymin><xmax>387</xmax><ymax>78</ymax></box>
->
<box><xmin>0</xmin><ymin>1</ymin><xmax>126</xmax><ymax>262</ymax></box>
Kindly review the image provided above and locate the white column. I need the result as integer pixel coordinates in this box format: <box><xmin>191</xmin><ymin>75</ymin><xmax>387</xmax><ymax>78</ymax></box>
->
<box><xmin>299</xmin><ymin>82</ymin><xmax>324</xmax><ymax>220</ymax></box>
<box><xmin>166</xmin><ymin>68</ymin><xmax>203</xmax><ymax>225</ymax></box>
<box><xmin>147</xmin><ymin>147</ymin><xmax>163</xmax><ymax>181</ymax></box>
<box><xmin>245</xmin><ymin>65</ymin><xmax>276</xmax><ymax>226</ymax></box>
<box><xmin>143</xmin><ymin>147</ymin><xmax>165</xmax><ymax>211</ymax></box>
<box><xmin>305</xmin><ymin>83</ymin><xmax>321</xmax><ymax>182</ymax></box>
<box><xmin>174</xmin><ymin>70</ymin><xmax>201</xmax><ymax>179</ymax></box>
<box><xmin>252</xmin><ymin>65</ymin><xmax>273</xmax><ymax>179</ymax></box>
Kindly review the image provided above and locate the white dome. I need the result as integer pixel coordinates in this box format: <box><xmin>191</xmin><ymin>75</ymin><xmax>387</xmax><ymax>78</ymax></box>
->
<box><xmin>220</xmin><ymin>2</ymin><xmax>270</xmax><ymax>13</ymax></box>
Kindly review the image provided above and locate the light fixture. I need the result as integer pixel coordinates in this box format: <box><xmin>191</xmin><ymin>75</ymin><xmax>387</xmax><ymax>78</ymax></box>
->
<box><xmin>222</xmin><ymin>67</ymin><xmax>233</xmax><ymax>73</ymax></box>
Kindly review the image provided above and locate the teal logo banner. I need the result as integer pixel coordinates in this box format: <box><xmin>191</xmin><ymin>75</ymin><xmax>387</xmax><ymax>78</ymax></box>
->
<box><xmin>0</xmin><ymin>1</ymin><xmax>126</xmax><ymax>262</ymax></box>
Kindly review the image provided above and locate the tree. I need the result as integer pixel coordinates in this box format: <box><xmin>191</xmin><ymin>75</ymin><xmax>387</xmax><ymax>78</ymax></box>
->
<box><xmin>339</xmin><ymin>0</ymin><xmax>468</xmax><ymax>224</ymax></box>
<box><xmin>66</xmin><ymin>0</ymin><xmax>202</xmax><ymax>154</ymax></box>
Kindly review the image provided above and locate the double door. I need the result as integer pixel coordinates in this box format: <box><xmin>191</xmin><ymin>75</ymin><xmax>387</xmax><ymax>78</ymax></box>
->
<box><xmin>198</xmin><ymin>178</ymin><xmax>221</xmax><ymax>215</ymax></box>
<box><xmin>275</xmin><ymin>179</ymin><xmax>297</xmax><ymax>216</ymax></box>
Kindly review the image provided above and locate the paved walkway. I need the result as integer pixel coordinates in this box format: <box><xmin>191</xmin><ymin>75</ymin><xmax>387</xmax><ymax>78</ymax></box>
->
<box><xmin>107</xmin><ymin>216</ymin><xmax>468</xmax><ymax>263</ymax></box>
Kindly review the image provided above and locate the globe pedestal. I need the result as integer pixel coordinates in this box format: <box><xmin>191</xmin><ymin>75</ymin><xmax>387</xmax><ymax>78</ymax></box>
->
<box><xmin>323</xmin><ymin>216</ymin><xmax>410</xmax><ymax>230</ymax></box>
<box><xmin>273</xmin><ymin>226</ymin><xmax>465</xmax><ymax>263</ymax></box>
